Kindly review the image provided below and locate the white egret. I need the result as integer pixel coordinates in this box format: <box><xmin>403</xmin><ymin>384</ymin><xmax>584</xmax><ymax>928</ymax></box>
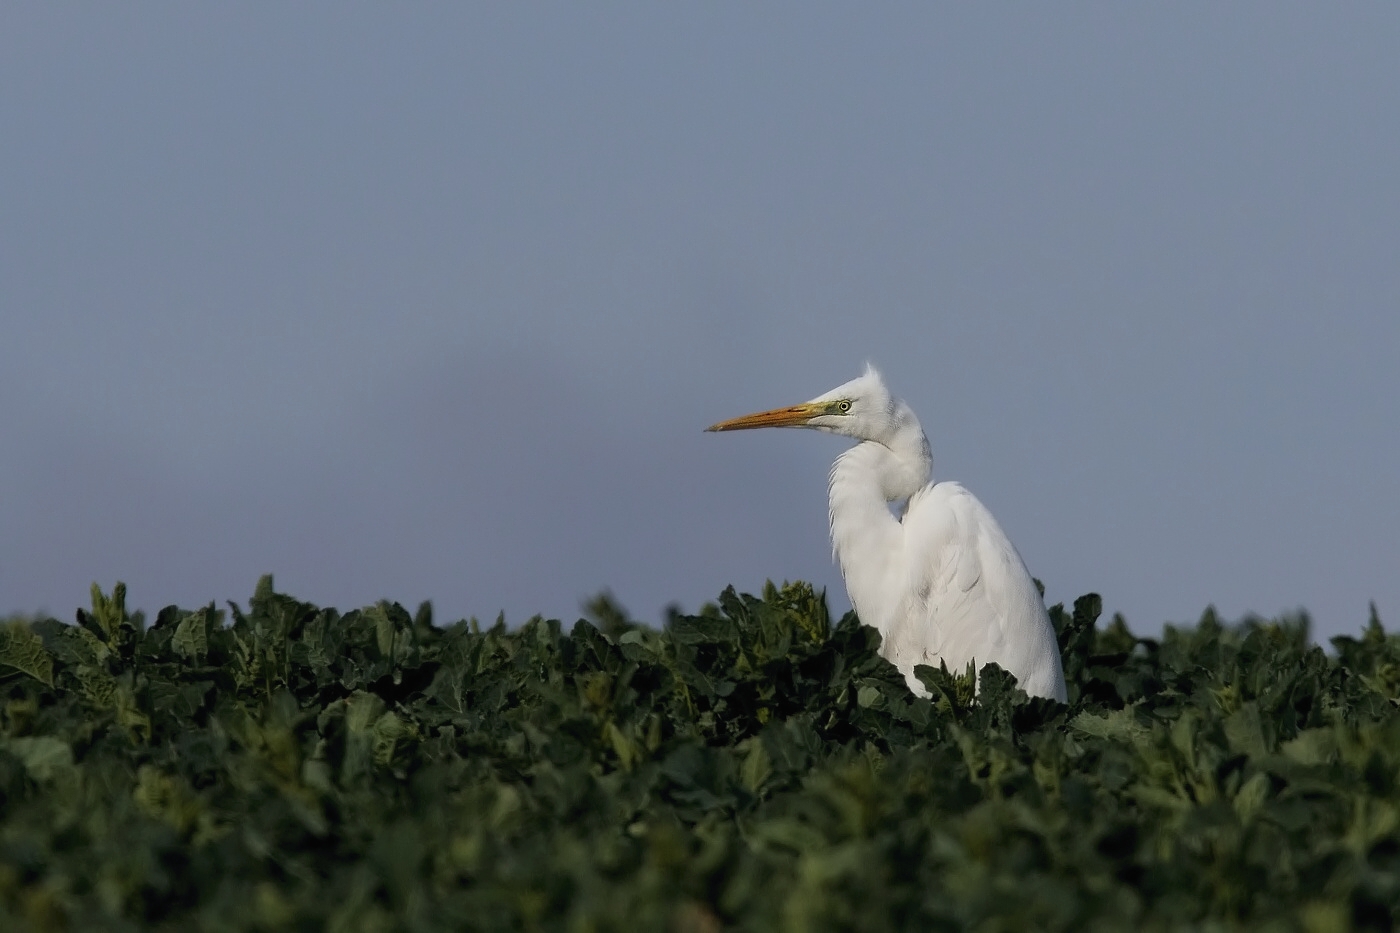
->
<box><xmin>707</xmin><ymin>365</ymin><xmax>1067</xmax><ymax>702</ymax></box>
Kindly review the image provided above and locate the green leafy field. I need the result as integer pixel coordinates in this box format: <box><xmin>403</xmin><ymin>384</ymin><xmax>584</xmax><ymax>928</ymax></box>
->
<box><xmin>1</xmin><ymin>578</ymin><xmax>1398</xmax><ymax>932</ymax></box>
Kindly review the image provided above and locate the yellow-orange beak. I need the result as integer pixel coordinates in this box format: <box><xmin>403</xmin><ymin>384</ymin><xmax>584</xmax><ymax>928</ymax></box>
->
<box><xmin>706</xmin><ymin>402</ymin><xmax>823</xmax><ymax>432</ymax></box>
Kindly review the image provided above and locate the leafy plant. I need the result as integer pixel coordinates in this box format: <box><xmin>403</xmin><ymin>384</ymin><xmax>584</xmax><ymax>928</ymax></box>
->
<box><xmin>1</xmin><ymin>578</ymin><xmax>1397</xmax><ymax>931</ymax></box>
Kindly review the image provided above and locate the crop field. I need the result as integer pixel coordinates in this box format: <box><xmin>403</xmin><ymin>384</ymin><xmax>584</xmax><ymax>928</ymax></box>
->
<box><xmin>1</xmin><ymin>577</ymin><xmax>1398</xmax><ymax>931</ymax></box>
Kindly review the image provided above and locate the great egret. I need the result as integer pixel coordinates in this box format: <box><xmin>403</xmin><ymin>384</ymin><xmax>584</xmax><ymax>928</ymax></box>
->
<box><xmin>707</xmin><ymin>365</ymin><xmax>1068</xmax><ymax>702</ymax></box>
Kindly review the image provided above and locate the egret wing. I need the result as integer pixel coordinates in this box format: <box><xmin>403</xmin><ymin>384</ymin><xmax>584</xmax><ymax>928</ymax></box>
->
<box><xmin>889</xmin><ymin>482</ymin><xmax>1066</xmax><ymax>701</ymax></box>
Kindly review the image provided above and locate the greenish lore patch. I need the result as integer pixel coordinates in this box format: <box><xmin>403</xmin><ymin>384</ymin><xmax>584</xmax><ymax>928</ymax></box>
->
<box><xmin>0</xmin><ymin>578</ymin><xmax>1397</xmax><ymax>931</ymax></box>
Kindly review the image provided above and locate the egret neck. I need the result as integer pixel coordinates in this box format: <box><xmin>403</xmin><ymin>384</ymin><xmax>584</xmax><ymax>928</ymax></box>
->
<box><xmin>827</xmin><ymin>400</ymin><xmax>932</xmax><ymax>639</ymax></box>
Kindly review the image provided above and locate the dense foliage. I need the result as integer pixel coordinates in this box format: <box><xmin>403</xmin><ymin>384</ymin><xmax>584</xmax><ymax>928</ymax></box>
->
<box><xmin>1</xmin><ymin>577</ymin><xmax>1398</xmax><ymax>931</ymax></box>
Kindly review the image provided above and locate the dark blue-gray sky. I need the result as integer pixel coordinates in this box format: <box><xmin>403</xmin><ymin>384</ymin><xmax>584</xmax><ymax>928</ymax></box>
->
<box><xmin>4</xmin><ymin>6</ymin><xmax>1397</xmax><ymax>640</ymax></box>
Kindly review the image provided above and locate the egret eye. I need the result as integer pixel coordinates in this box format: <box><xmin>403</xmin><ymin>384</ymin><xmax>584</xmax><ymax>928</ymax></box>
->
<box><xmin>837</xmin><ymin>400</ymin><xmax>852</xmax><ymax>413</ymax></box>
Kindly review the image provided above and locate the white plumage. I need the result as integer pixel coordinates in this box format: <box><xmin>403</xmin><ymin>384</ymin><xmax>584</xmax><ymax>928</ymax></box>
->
<box><xmin>708</xmin><ymin>365</ymin><xmax>1067</xmax><ymax>702</ymax></box>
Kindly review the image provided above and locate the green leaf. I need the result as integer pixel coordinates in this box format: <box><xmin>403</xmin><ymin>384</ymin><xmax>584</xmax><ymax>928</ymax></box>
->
<box><xmin>606</xmin><ymin>721</ymin><xmax>638</xmax><ymax>771</ymax></box>
<box><xmin>1</xmin><ymin>735</ymin><xmax>74</xmax><ymax>783</ymax></box>
<box><xmin>87</xmin><ymin>580</ymin><xmax>135</xmax><ymax>644</ymax></box>
<box><xmin>1223</xmin><ymin>702</ymin><xmax>1269</xmax><ymax>757</ymax></box>
<box><xmin>171</xmin><ymin>606</ymin><xmax>213</xmax><ymax>661</ymax></box>
<box><xmin>1281</xmin><ymin>728</ymin><xmax>1337</xmax><ymax>765</ymax></box>
<box><xmin>0</xmin><ymin>620</ymin><xmax>55</xmax><ymax>686</ymax></box>
<box><xmin>1069</xmin><ymin>706</ymin><xmax>1151</xmax><ymax>746</ymax></box>
<box><xmin>740</xmin><ymin>737</ymin><xmax>772</xmax><ymax>793</ymax></box>
<box><xmin>1233</xmin><ymin>771</ymin><xmax>1271</xmax><ymax>821</ymax></box>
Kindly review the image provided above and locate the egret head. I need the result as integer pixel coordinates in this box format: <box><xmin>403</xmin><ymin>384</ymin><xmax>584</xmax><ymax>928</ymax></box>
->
<box><xmin>706</xmin><ymin>364</ymin><xmax>900</xmax><ymax>443</ymax></box>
